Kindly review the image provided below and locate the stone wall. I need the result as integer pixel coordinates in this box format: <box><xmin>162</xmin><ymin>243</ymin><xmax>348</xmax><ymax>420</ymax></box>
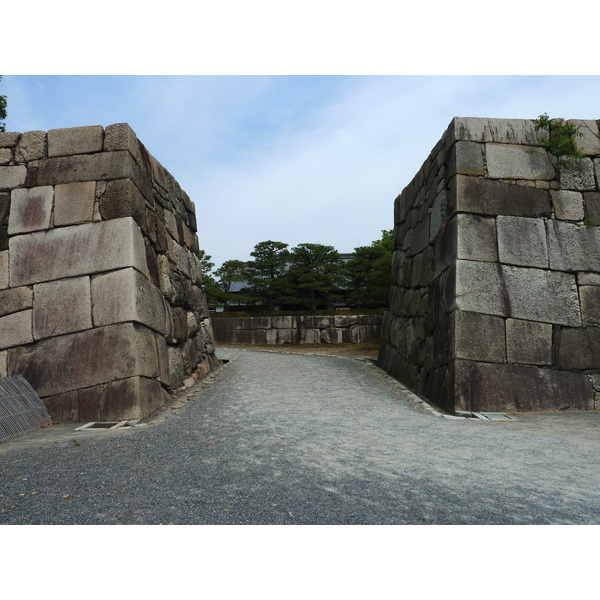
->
<box><xmin>378</xmin><ymin>117</ymin><xmax>600</xmax><ymax>413</ymax></box>
<box><xmin>213</xmin><ymin>314</ymin><xmax>382</xmax><ymax>344</ymax></box>
<box><xmin>0</xmin><ymin>124</ymin><xmax>217</xmax><ymax>422</ymax></box>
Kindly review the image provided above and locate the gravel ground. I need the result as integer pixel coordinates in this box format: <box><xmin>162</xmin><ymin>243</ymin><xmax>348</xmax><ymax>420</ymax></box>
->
<box><xmin>1</xmin><ymin>348</ymin><xmax>599</xmax><ymax>525</ymax></box>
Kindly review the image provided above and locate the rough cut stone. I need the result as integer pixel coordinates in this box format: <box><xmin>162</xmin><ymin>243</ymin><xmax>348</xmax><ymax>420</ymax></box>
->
<box><xmin>321</xmin><ymin>328</ymin><xmax>350</xmax><ymax>343</ymax></box>
<box><xmin>54</xmin><ymin>181</ymin><xmax>96</xmax><ymax>226</ymax></box>
<box><xmin>0</xmin><ymin>350</ymin><xmax>6</xmax><ymax>377</ymax></box>
<box><xmin>578</xmin><ymin>272</ymin><xmax>600</xmax><ymax>286</ymax></box>
<box><xmin>546</xmin><ymin>220</ymin><xmax>600</xmax><ymax>272</ymax></box>
<box><xmin>550</xmin><ymin>190</ymin><xmax>584</xmax><ymax>221</ymax></box>
<box><xmin>0</xmin><ymin>132</ymin><xmax>21</xmax><ymax>148</ymax></box>
<box><xmin>455</xmin><ymin>260</ymin><xmax>581</xmax><ymax>326</ymax></box>
<box><xmin>91</xmin><ymin>267</ymin><xmax>167</xmax><ymax>335</ymax></box>
<box><xmin>0</xmin><ymin>309</ymin><xmax>33</xmax><ymax>349</ymax></box>
<box><xmin>567</xmin><ymin>119</ymin><xmax>600</xmax><ymax>155</ymax></box>
<box><xmin>506</xmin><ymin>318</ymin><xmax>552</xmax><ymax>365</ymax></box>
<box><xmin>99</xmin><ymin>178</ymin><xmax>145</xmax><ymax>225</ymax></box>
<box><xmin>429</xmin><ymin>189</ymin><xmax>448</xmax><ymax>242</ymax></box>
<box><xmin>451</xmin><ymin>117</ymin><xmax>546</xmax><ymax>145</ymax></box>
<box><xmin>272</xmin><ymin>315</ymin><xmax>294</xmax><ymax>329</ymax></box>
<box><xmin>334</xmin><ymin>315</ymin><xmax>359</xmax><ymax>327</ymax></box>
<box><xmin>8</xmin><ymin>186</ymin><xmax>54</xmax><ymax>234</ymax></box>
<box><xmin>453</xmin><ymin>311</ymin><xmax>505</xmax><ymax>363</ymax></box>
<box><xmin>0</xmin><ymin>148</ymin><xmax>12</xmax><ymax>165</ymax></box>
<box><xmin>47</xmin><ymin>125</ymin><xmax>104</xmax><ymax>157</ymax></box>
<box><xmin>456</xmin><ymin>214</ymin><xmax>498</xmax><ymax>262</ymax></box>
<box><xmin>559</xmin><ymin>157</ymin><xmax>595</xmax><ymax>191</ymax></box>
<box><xmin>9</xmin><ymin>217</ymin><xmax>149</xmax><ymax>286</ymax></box>
<box><xmin>486</xmin><ymin>143</ymin><xmax>555</xmax><ymax>180</ymax></box>
<box><xmin>14</xmin><ymin>130</ymin><xmax>46</xmax><ymax>162</ymax></box>
<box><xmin>455</xmin><ymin>360</ymin><xmax>593</xmax><ymax>412</ymax></box>
<box><xmin>0</xmin><ymin>250</ymin><xmax>9</xmax><ymax>289</ymax></box>
<box><xmin>33</xmin><ymin>276</ymin><xmax>92</xmax><ymax>340</ymax></box>
<box><xmin>580</xmin><ymin>286</ymin><xmax>600</xmax><ymax>325</ymax></box>
<box><xmin>0</xmin><ymin>286</ymin><xmax>33</xmax><ymax>317</ymax></box>
<box><xmin>556</xmin><ymin>327</ymin><xmax>600</xmax><ymax>370</ymax></box>
<box><xmin>448</xmin><ymin>141</ymin><xmax>485</xmax><ymax>176</ymax></box>
<box><xmin>584</xmin><ymin>191</ymin><xmax>600</xmax><ymax>226</ymax></box>
<box><xmin>0</xmin><ymin>166</ymin><xmax>27</xmax><ymax>190</ymax></box>
<box><xmin>496</xmin><ymin>216</ymin><xmax>548</xmax><ymax>268</ymax></box>
<box><xmin>7</xmin><ymin>322</ymin><xmax>161</xmax><ymax>397</ymax></box>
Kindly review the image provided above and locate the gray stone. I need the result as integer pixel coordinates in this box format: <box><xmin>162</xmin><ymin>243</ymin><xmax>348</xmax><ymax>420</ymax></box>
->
<box><xmin>578</xmin><ymin>272</ymin><xmax>600</xmax><ymax>286</ymax></box>
<box><xmin>33</xmin><ymin>276</ymin><xmax>92</xmax><ymax>340</ymax></box>
<box><xmin>9</xmin><ymin>217</ymin><xmax>149</xmax><ymax>286</ymax></box>
<box><xmin>0</xmin><ymin>309</ymin><xmax>33</xmax><ymax>349</ymax></box>
<box><xmin>98</xmin><ymin>178</ymin><xmax>146</xmax><ymax>226</ymax></box>
<box><xmin>0</xmin><ymin>148</ymin><xmax>12</xmax><ymax>165</ymax></box>
<box><xmin>8</xmin><ymin>186</ymin><xmax>54</xmax><ymax>234</ymax></box>
<box><xmin>91</xmin><ymin>267</ymin><xmax>167</xmax><ymax>335</ymax></box>
<box><xmin>567</xmin><ymin>119</ymin><xmax>600</xmax><ymax>155</ymax></box>
<box><xmin>54</xmin><ymin>181</ymin><xmax>96</xmax><ymax>226</ymax></box>
<box><xmin>453</xmin><ymin>311</ymin><xmax>505</xmax><ymax>363</ymax></box>
<box><xmin>333</xmin><ymin>315</ymin><xmax>359</xmax><ymax>327</ymax></box>
<box><xmin>0</xmin><ymin>132</ymin><xmax>21</xmax><ymax>148</ymax></box>
<box><xmin>451</xmin><ymin>117</ymin><xmax>546</xmax><ymax>145</ymax></box>
<box><xmin>0</xmin><ymin>286</ymin><xmax>33</xmax><ymax>317</ymax></box>
<box><xmin>451</xmin><ymin>175</ymin><xmax>552</xmax><ymax>218</ymax></box>
<box><xmin>266</xmin><ymin>328</ymin><xmax>293</xmax><ymax>344</ymax></box>
<box><xmin>455</xmin><ymin>260</ymin><xmax>581</xmax><ymax>326</ymax></box>
<box><xmin>429</xmin><ymin>189</ymin><xmax>448</xmax><ymax>241</ymax></box>
<box><xmin>14</xmin><ymin>130</ymin><xmax>46</xmax><ymax>162</ymax></box>
<box><xmin>186</xmin><ymin>311</ymin><xmax>198</xmax><ymax>335</ymax></box>
<box><xmin>157</xmin><ymin>254</ymin><xmax>176</xmax><ymax>302</ymax></box>
<box><xmin>448</xmin><ymin>141</ymin><xmax>485</xmax><ymax>176</ymax></box>
<box><xmin>496</xmin><ymin>216</ymin><xmax>548</xmax><ymax>268</ymax></box>
<box><xmin>506</xmin><ymin>318</ymin><xmax>552</xmax><ymax>365</ymax></box>
<box><xmin>47</xmin><ymin>125</ymin><xmax>104</xmax><ymax>157</ymax></box>
<box><xmin>456</xmin><ymin>214</ymin><xmax>498</xmax><ymax>262</ymax></box>
<box><xmin>584</xmin><ymin>192</ymin><xmax>600</xmax><ymax>226</ymax></box>
<box><xmin>300</xmin><ymin>328</ymin><xmax>321</xmax><ymax>344</ymax></box>
<box><xmin>0</xmin><ymin>250</ymin><xmax>9</xmax><ymax>289</ymax></box>
<box><xmin>556</xmin><ymin>327</ymin><xmax>600</xmax><ymax>370</ymax></box>
<box><xmin>271</xmin><ymin>315</ymin><xmax>294</xmax><ymax>329</ymax></box>
<box><xmin>349</xmin><ymin>324</ymin><xmax>380</xmax><ymax>344</ymax></box>
<box><xmin>0</xmin><ymin>350</ymin><xmax>6</xmax><ymax>377</ymax></box>
<box><xmin>321</xmin><ymin>328</ymin><xmax>350</xmax><ymax>343</ymax></box>
<box><xmin>304</xmin><ymin>315</ymin><xmax>333</xmax><ymax>329</ymax></box>
<box><xmin>546</xmin><ymin>220</ymin><xmax>600</xmax><ymax>272</ymax></box>
<box><xmin>486</xmin><ymin>143</ymin><xmax>555</xmax><ymax>180</ymax></box>
<box><xmin>0</xmin><ymin>166</ymin><xmax>27</xmax><ymax>190</ymax></box>
<box><xmin>550</xmin><ymin>190</ymin><xmax>584</xmax><ymax>221</ymax></box>
<box><xmin>560</xmin><ymin>157</ymin><xmax>595</xmax><ymax>191</ymax></box>
<box><xmin>580</xmin><ymin>286</ymin><xmax>600</xmax><ymax>325</ymax></box>
<box><xmin>164</xmin><ymin>209</ymin><xmax>178</xmax><ymax>239</ymax></box>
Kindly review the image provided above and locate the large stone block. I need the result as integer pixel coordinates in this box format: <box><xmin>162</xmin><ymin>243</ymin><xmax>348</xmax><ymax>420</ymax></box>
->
<box><xmin>0</xmin><ymin>166</ymin><xmax>27</xmax><ymax>190</ymax></box>
<box><xmin>550</xmin><ymin>190</ymin><xmax>584</xmax><ymax>221</ymax></box>
<box><xmin>349</xmin><ymin>324</ymin><xmax>380</xmax><ymax>344</ymax></box>
<box><xmin>32</xmin><ymin>276</ymin><xmax>92</xmax><ymax>340</ymax></box>
<box><xmin>546</xmin><ymin>220</ymin><xmax>600</xmax><ymax>272</ymax></box>
<box><xmin>8</xmin><ymin>186</ymin><xmax>53</xmax><ymax>234</ymax></box>
<box><xmin>455</xmin><ymin>260</ymin><xmax>581</xmax><ymax>326</ymax></box>
<box><xmin>584</xmin><ymin>192</ymin><xmax>600</xmax><ymax>226</ymax></box>
<box><xmin>506</xmin><ymin>318</ymin><xmax>552</xmax><ymax>366</ymax></box>
<box><xmin>453</xmin><ymin>311</ymin><xmax>505</xmax><ymax>363</ymax></box>
<box><xmin>0</xmin><ymin>286</ymin><xmax>33</xmax><ymax>317</ymax></box>
<box><xmin>0</xmin><ymin>149</ymin><xmax>11</xmax><ymax>165</ymax></box>
<box><xmin>486</xmin><ymin>143</ymin><xmax>555</xmax><ymax>180</ymax></box>
<box><xmin>0</xmin><ymin>350</ymin><xmax>6</xmax><ymax>377</ymax></box>
<box><xmin>266</xmin><ymin>328</ymin><xmax>293</xmax><ymax>344</ymax></box>
<box><xmin>98</xmin><ymin>178</ymin><xmax>145</xmax><ymax>225</ymax></box>
<box><xmin>0</xmin><ymin>132</ymin><xmax>21</xmax><ymax>148</ymax></box>
<box><xmin>321</xmin><ymin>327</ymin><xmax>350</xmax><ymax>343</ymax></box>
<box><xmin>0</xmin><ymin>309</ymin><xmax>33</xmax><ymax>349</ymax></box>
<box><xmin>556</xmin><ymin>327</ymin><xmax>600</xmax><ymax>370</ymax></box>
<box><xmin>559</xmin><ymin>157</ymin><xmax>595</xmax><ymax>191</ymax></box>
<box><xmin>451</xmin><ymin>117</ymin><xmax>546</xmax><ymax>145</ymax></box>
<box><xmin>14</xmin><ymin>130</ymin><xmax>47</xmax><ymax>162</ymax></box>
<box><xmin>0</xmin><ymin>250</ymin><xmax>7</xmax><ymax>289</ymax></box>
<box><xmin>9</xmin><ymin>217</ymin><xmax>149</xmax><ymax>286</ymax></box>
<box><xmin>455</xmin><ymin>360</ymin><xmax>594</xmax><ymax>412</ymax></box>
<box><xmin>47</xmin><ymin>125</ymin><xmax>104</xmax><ymax>157</ymax></box>
<box><xmin>496</xmin><ymin>216</ymin><xmax>548</xmax><ymax>268</ymax></box>
<box><xmin>450</xmin><ymin>175</ymin><xmax>552</xmax><ymax>218</ymax></box>
<box><xmin>334</xmin><ymin>314</ymin><xmax>359</xmax><ymax>327</ymax></box>
<box><xmin>456</xmin><ymin>214</ymin><xmax>498</xmax><ymax>262</ymax></box>
<box><xmin>567</xmin><ymin>119</ymin><xmax>600</xmax><ymax>155</ymax></box>
<box><xmin>54</xmin><ymin>181</ymin><xmax>96</xmax><ymax>226</ymax></box>
<box><xmin>580</xmin><ymin>286</ymin><xmax>600</xmax><ymax>325</ymax></box>
<box><xmin>448</xmin><ymin>141</ymin><xmax>485</xmax><ymax>176</ymax></box>
<box><xmin>7</xmin><ymin>322</ymin><xmax>161</xmax><ymax>397</ymax></box>
<box><xmin>91</xmin><ymin>267</ymin><xmax>167</xmax><ymax>335</ymax></box>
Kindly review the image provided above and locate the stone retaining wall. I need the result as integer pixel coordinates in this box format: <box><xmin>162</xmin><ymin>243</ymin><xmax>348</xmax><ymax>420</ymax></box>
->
<box><xmin>378</xmin><ymin>117</ymin><xmax>600</xmax><ymax>413</ymax></box>
<box><xmin>0</xmin><ymin>124</ymin><xmax>217</xmax><ymax>422</ymax></box>
<box><xmin>212</xmin><ymin>314</ymin><xmax>382</xmax><ymax>344</ymax></box>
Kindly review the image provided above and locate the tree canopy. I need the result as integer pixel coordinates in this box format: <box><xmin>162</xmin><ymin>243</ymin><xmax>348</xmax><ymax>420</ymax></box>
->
<box><xmin>0</xmin><ymin>76</ymin><xmax>7</xmax><ymax>133</ymax></box>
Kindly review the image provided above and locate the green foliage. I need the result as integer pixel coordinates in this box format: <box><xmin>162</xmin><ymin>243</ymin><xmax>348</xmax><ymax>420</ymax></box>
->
<box><xmin>533</xmin><ymin>113</ymin><xmax>583</xmax><ymax>168</ymax></box>
<box><xmin>197</xmin><ymin>249</ymin><xmax>229</xmax><ymax>309</ymax></box>
<box><xmin>244</xmin><ymin>240</ymin><xmax>290</xmax><ymax>309</ymax></box>
<box><xmin>0</xmin><ymin>76</ymin><xmax>7</xmax><ymax>133</ymax></box>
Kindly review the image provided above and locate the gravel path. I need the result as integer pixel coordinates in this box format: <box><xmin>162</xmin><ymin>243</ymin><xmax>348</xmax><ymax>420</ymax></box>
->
<box><xmin>1</xmin><ymin>349</ymin><xmax>599</xmax><ymax>524</ymax></box>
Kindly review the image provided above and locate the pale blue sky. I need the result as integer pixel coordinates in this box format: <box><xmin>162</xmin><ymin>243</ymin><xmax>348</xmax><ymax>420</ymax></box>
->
<box><xmin>4</xmin><ymin>75</ymin><xmax>600</xmax><ymax>269</ymax></box>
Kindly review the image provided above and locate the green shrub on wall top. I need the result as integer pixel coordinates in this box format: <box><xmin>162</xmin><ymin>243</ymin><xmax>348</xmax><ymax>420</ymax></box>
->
<box><xmin>533</xmin><ymin>113</ymin><xmax>583</xmax><ymax>168</ymax></box>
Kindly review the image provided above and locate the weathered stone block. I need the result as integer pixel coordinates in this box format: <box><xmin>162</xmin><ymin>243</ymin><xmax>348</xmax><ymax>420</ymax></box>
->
<box><xmin>0</xmin><ymin>132</ymin><xmax>21</xmax><ymax>148</ymax></box>
<box><xmin>32</xmin><ymin>276</ymin><xmax>92</xmax><ymax>340</ymax></box>
<box><xmin>0</xmin><ymin>166</ymin><xmax>27</xmax><ymax>190</ymax></box>
<box><xmin>455</xmin><ymin>360</ymin><xmax>594</xmax><ymax>412</ymax></box>
<box><xmin>53</xmin><ymin>181</ymin><xmax>96</xmax><ymax>226</ymax></box>
<box><xmin>334</xmin><ymin>314</ymin><xmax>359</xmax><ymax>327</ymax></box>
<box><xmin>451</xmin><ymin>117</ymin><xmax>545</xmax><ymax>145</ymax></box>
<box><xmin>272</xmin><ymin>315</ymin><xmax>294</xmax><ymax>329</ymax></box>
<box><xmin>580</xmin><ymin>286</ymin><xmax>600</xmax><ymax>325</ymax></box>
<box><xmin>0</xmin><ymin>309</ymin><xmax>33</xmax><ymax>349</ymax></box>
<box><xmin>7</xmin><ymin>322</ymin><xmax>161</xmax><ymax>397</ymax></box>
<box><xmin>455</xmin><ymin>260</ymin><xmax>581</xmax><ymax>326</ymax></box>
<box><xmin>0</xmin><ymin>250</ymin><xmax>7</xmax><ymax>289</ymax></box>
<box><xmin>300</xmin><ymin>328</ymin><xmax>321</xmax><ymax>344</ymax></box>
<box><xmin>266</xmin><ymin>328</ymin><xmax>293</xmax><ymax>344</ymax></box>
<box><xmin>556</xmin><ymin>327</ymin><xmax>600</xmax><ymax>370</ymax></box>
<box><xmin>47</xmin><ymin>125</ymin><xmax>104</xmax><ymax>158</ymax></box>
<box><xmin>486</xmin><ymin>143</ymin><xmax>555</xmax><ymax>180</ymax></box>
<box><xmin>349</xmin><ymin>324</ymin><xmax>380</xmax><ymax>344</ymax></box>
<box><xmin>8</xmin><ymin>186</ymin><xmax>54</xmax><ymax>234</ymax></box>
<box><xmin>186</xmin><ymin>311</ymin><xmax>198</xmax><ymax>335</ymax></box>
<box><xmin>584</xmin><ymin>191</ymin><xmax>600</xmax><ymax>226</ymax></box>
<box><xmin>0</xmin><ymin>350</ymin><xmax>6</xmax><ymax>377</ymax></box>
<box><xmin>453</xmin><ymin>311</ymin><xmax>505</xmax><ymax>363</ymax></box>
<box><xmin>91</xmin><ymin>267</ymin><xmax>167</xmax><ymax>335</ymax></box>
<box><xmin>321</xmin><ymin>327</ymin><xmax>350</xmax><ymax>343</ymax></box>
<box><xmin>14</xmin><ymin>131</ymin><xmax>47</xmax><ymax>162</ymax></box>
<box><xmin>0</xmin><ymin>286</ymin><xmax>33</xmax><ymax>318</ymax></box>
<box><xmin>578</xmin><ymin>272</ymin><xmax>600</xmax><ymax>286</ymax></box>
<box><xmin>546</xmin><ymin>220</ymin><xmax>600</xmax><ymax>272</ymax></box>
<box><xmin>451</xmin><ymin>175</ymin><xmax>552</xmax><ymax>218</ymax></box>
<box><xmin>9</xmin><ymin>217</ymin><xmax>149</xmax><ymax>286</ymax></box>
<box><xmin>506</xmin><ymin>318</ymin><xmax>552</xmax><ymax>365</ymax></box>
<box><xmin>550</xmin><ymin>190</ymin><xmax>584</xmax><ymax>221</ymax></box>
<box><xmin>448</xmin><ymin>140</ymin><xmax>485</xmax><ymax>176</ymax></box>
<box><xmin>496</xmin><ymin>216</ymin><xmax>548</xmax><ymax>268</ymax></box>
<box><xmin>304</xmin><ymin>315</ymin><xmax>333</xmax><ymax>329</ymax></box>
<box><xmin>456</xmin><ymin>214</ymin><xmax>498</xmax><ymax>262</ymax></box>
<box><xmin>98</xmin><ymin>177</ymin><xmax>146</xmax><ymax>226</ymax></box>
<box><xmin>567</xmin><ymin>119</ymin><xmax>600</xmax><ymax>155</ymax></box>
<box><xmin>560</xmin><ymin>157</ymin><xmax>595</xmax><ymax>191</ymax></box>
<box><xmin>0</xmin><ymin>148</ymin><xmax>11</xmax><ymax>165</ymax></box>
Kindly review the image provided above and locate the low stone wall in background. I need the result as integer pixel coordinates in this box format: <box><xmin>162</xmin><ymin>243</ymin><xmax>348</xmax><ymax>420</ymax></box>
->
<box><xmin>212</xmin><ymin>314</ymin><xmax>382</xmax><ymax>344</ymax></box>
<box><xmin>0</xmin><ymin>124</ymin><xmax>218</xmax><ymax>422</ymax></box>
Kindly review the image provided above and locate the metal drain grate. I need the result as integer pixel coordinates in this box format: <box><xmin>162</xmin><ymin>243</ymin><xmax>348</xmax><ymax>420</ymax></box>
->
<box><xmin>0</xmin><ymin>375</ymin><xmax>52</xmax><ymax>442</ymax></box>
